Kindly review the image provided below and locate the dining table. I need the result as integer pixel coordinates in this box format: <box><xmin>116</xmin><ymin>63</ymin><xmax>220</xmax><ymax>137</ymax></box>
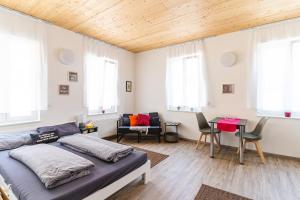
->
<box><xmin>209</xmin><ymin>117</ymin><xmax>248</xmax><ymax>164</ymax></box>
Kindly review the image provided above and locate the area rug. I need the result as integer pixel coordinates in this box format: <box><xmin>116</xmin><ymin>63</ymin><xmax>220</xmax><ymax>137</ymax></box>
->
<box><xmin>134</xmin><ymin>147</ymin><xmax>169</xmax><ymax>168</ymax></box>
<box><xmin>195</xmin><ymin>184</ymin><xmax>252</xmax><ymax>200</ymax></box>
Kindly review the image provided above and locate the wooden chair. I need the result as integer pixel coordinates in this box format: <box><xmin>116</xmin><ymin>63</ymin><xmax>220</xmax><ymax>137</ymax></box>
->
<box><xmin>195</xmin><ymin>112</ymin><xmax>221</xmax><ymax>149</ymax></box>
<box><xmin>236</xmin><ymin>117</ymin><xmax>268</xmax><ymax>163</ymax></box>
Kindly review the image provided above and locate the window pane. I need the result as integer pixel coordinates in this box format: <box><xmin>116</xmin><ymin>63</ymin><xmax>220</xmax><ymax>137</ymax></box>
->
<box><xmin>257</xmin><ymin>41</ymin><xmax>288</xmax><ymax>112</ymax></box>
<box><xmin>166</xmin><ymin>55</ymin><xmax>204</xmax><ymax>111</ymax></box>
<box><xmin>103</xmin><ymin>60</ymin><xmax>118</xmax><ymax>110</ymax></box>
<box><xmin>0</xmin><ymin>33</ymin><xmax>42</xmax><ymax>124</ymax></box>
<box><xmin>256</xmin><ymin>39</ymin><xmax>300</xmax><ymax>117</ymax></box>
<box><xmin>184</xmin><ymin>56</ymin><xmax>200</xmax><ymax>108</ymax></box>
<box><xmin>85</xmin><ymin>55</ymin><xmax>118</xmax><ymax>115</ymax></box>
<box><xmin>169</xmin><ymin>58</ymin><xmax>184</xmax><ymax>107</ymax></box>
<box><xmin>86</xmin><ymin>54</ymin><xmax>102</xmax><ymax>112</ymax></box>
<box><xmin>291</xmin><ymin>41</ymin><xmax>300</xmax><ymax>113</ymax></box>
<box><xmin>9</xmin><ymin>36</ymin><xmax>39</xmax><ymax>117</ymax></box>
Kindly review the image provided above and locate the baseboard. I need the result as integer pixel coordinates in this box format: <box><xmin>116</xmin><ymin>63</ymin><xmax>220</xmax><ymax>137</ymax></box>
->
<box><xmin>179</xmin><ymin>136</ymin><xmax>300</xmax><ymax>162</ymax></box>
<box><xmin>102</xmin><ymin>134</ymin><xmax>117</xmax><ymax>140</ymax></box>
<box><xmin>179</xmin><ymin>137</ymin><xmax>197</xmax><ymax>143</ymax></box>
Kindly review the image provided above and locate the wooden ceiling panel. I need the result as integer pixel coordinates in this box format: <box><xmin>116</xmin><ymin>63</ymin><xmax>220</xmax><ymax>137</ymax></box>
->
<box><xmin>1</xmin><ymin>0</ymin><xmax>300</xmax><ymax>52</ymax></box>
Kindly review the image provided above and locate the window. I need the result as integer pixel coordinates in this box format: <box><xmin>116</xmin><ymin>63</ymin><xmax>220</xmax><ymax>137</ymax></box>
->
<box><xmin>256</xmin><ymin>38</ymin><xmax>300</xmax><ymax>118</ymax></box>
<box><xmin>0</xmin><ymin>34</ymin><xmax>47</xmax><ymax>126</ymax></box>
<box><xmin>84</xmin><ymin>54</ymin><xmax>118</xmax><ymax>115</ymax></box>
<box><xmin>166</xmin><ymin>55</ymin><xmax>207</xmax><ymax>112</ymax></box>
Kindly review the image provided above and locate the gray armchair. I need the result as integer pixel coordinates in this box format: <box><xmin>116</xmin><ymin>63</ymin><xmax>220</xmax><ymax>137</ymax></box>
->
<box><xmin>195</xmin><ymin>112</ymin><xmax>221</xmax><ymax>149</ymax></box>
<box><xmin>235</xmin><ymin>117</ymin><xmax>268</xmax><ymax>163</ymax></box>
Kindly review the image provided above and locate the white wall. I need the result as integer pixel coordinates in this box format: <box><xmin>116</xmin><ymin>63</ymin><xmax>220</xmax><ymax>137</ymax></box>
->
<box><xmin>1</xmin><ymin>12</ymin><xmax>299</xmax><ymax>158</ymax></box>
<box><xmin>0</xmin><ymin>24</ymin><xmax>135</xmax><ymax>137</ymax></box>
<box><xmin>135</xmin><ymin>30</ymin><xmax>300</xmax><ymax>158</ymax></box>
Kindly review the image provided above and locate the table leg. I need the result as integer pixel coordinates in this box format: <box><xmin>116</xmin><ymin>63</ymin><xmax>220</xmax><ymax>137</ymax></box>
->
<box><xmin>138</xmin><ymin>131</ymin><xmax>141</xmax><ymax>143</ymax></box>
<box><xmin>210</xmin><ymin>123</ymin><xmax>215</xmax><ymax>158</ymax></box>
<box><xmin>239</xmin><ymin>125</ymin><xmax>244</xmax><ymax>164</ymax></box>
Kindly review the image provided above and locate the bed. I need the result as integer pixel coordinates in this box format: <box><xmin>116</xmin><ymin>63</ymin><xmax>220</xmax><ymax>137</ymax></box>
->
<box><xmin>0</xmin><ymin>142</ymin><xmax>150</xmax><ymax>200</ymax></box>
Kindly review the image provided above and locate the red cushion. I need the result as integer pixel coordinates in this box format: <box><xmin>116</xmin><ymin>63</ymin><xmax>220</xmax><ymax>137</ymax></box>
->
<box><xmin>137</xmin><ymin>114</ymin><xmax>150</xmax><ymax>126</ymax></box>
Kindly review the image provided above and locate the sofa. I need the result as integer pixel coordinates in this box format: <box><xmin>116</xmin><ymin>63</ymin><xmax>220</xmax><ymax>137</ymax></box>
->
<box><xmin>117</xmin><ymin>112</ymin><xmax>162</xmax><ymax>143</ymax></box>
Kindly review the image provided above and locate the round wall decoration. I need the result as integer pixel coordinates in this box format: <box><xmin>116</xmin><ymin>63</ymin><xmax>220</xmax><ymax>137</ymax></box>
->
<box><xmin>220</xmin><ymin>52</ymin><xmax>237</xmax><ymax>67</ymax></box>
<box><xmin>58</xmin><ymin>49</ymin><xmax>74</xmax><ymax>65</ymax></box>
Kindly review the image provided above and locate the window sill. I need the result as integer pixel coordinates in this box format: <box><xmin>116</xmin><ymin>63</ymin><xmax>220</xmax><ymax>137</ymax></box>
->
<box><xmin>87</xmin><ymin>112</ymin><xmax>118</xmax><ymax>117</ymax></box>
<box><xmin>167</xmin><ymin>109</ymin><xmax>200</xmax><ymax>113</ymax></box>
<box><xmin>257</xmin><ymin>113</ymin><xmax>300</xmax><ymax>120</ymax></box>
<box><xmin>0</xmin><ymin>119</ymin><xmax>40</xmax><ymax>127</ymax></box>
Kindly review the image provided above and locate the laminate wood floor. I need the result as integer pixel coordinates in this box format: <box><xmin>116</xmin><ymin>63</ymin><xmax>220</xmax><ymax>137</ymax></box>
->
<box><xmin>108</xmin><ymin>139</ymin><xmax>300</xmax><ymax>200</ymax></box>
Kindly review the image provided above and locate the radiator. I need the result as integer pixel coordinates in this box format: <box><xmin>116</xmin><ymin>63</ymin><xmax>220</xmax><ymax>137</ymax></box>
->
<box><xmin>93</xmin><ymin>117</ymin><xmax>118</xmax><ymax>138</ymax></box>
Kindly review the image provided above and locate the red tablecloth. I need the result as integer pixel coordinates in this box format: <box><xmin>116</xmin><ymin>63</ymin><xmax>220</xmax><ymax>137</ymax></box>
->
<box><xmin>217</xmin><ymin>118</ymin><xmax>240</xmax><ymax>132</ymax></box>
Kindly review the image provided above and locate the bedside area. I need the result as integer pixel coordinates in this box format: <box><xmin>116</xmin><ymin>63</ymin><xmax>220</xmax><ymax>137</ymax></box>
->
<box><xmin>79</xmin><ymin>126</ymin><xmax>99</xmax><ymax>138</ymax></box>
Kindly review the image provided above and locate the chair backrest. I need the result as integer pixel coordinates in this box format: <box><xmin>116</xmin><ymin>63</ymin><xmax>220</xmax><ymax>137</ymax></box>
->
<box><xmin>196</xmin><ymin>112</ymin><xmax>210</xmax><ymax>130</ymax></box>
<box><xmin>252</xmin><ymin>117</ymin><xmax>269</xmax><ymax>136</ymax></box>
<box><xmin>149</xmin><ymin>112</ymin><xmax>159</xmax><ymax>118</ymax></box>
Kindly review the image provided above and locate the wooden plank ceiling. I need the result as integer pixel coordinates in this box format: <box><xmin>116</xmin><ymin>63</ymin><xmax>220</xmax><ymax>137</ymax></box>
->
<box><xmin>0</xmin><ymin>0</ymin><xmax>300</xmax><ymax>53</ymax></box>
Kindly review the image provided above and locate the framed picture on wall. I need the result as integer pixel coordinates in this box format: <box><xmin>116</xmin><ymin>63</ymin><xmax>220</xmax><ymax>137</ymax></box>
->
<box><xmin>59</xmin><ymin>85</ymin><xmax>69</xmax><ymax>95</ymax></box>
<box><xmin>126</xmin><ymin>81</ymin><xmax>132</xmax><ymax>92</ymax></box>
<box><xmin>69</xmin><ymin>72</ymin><xmax>78</xmax><ymax>82</ymax></box>
<box><xmin>222</xmin><ymin>84</ymin><xmax>234</xmax><ymax>94</ymax></box>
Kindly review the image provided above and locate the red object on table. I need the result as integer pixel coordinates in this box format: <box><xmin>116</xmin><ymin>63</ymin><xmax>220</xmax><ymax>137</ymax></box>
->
<box><xmin>284</xmin><ymin>112</ymin><xmax>291</xmax><ymax>118</ymax></box>
<box><xmin>217</xmin><ymin>118</ymin><xmax>240</xmax><ymax>132</ymax></box>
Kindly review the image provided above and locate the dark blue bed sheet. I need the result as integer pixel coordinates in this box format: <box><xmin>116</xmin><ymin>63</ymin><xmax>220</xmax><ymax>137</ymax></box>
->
<box><xmin>0</xmin><ymin>142</ymin><xmax>147</xmax><ymax>200</ymax></box>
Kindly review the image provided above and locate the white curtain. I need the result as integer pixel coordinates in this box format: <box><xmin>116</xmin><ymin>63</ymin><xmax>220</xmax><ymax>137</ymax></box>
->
<box><xmin>165</xmin><ymin>40</ymin><xmax>209</xmax><ymax>112</ymax></box>
<box><xmin>83</xmin><ymin>37</ymin><xmax>119</xmax><ymax>115</ymax></box>
<box><xmin>249</xmin><ymin>17</ymin><xmax>300</xmax><ymax>117</ymax></box>
<box><xmin>0</xmin><ymin>7</ymin><xmax>48</xmax><ymax>118</ymax></box>
<box><xmin>83</xmin><ymin>36</ymin><xmax>118</xmax><ymax>61</ymax></box>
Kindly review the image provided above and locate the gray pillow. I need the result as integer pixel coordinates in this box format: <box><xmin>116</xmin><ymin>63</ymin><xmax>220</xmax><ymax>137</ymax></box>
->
<box><xmin>37</xmin><ymin>122</ymin><xmax>80</xmax><ymax>137</ymax></box>
<box><xmin>55</xmin><ymin>122</ymin><xmax>81</xmax><ymax>137</ymax></box>
<box><xmin>0</xmin><ymin>130</ymin><xmax>35</xmax><ymax>151</ymax></box>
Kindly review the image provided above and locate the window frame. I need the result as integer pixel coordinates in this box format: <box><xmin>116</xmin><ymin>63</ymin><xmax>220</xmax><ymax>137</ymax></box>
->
<box><xmin>85</xmin><ymin>57</ymin><xmax>119</xmax><ymax>116</ymax></box>
<box><xmin>166</xmin><ymin>54</ymin><xmax>202</xmax><ymax>113</ymax></box>
<box><xmin>0</xmin><ymin>33</ymin><xmax>45</xmax><ymax>126</ymax></box>
<box><xmin>0</xmin><ymin>111</ymin><xmax>40</xmax><ymax>126</ymax></box>
<box><xmin>256</xmin><ymin>38</ymin><xmax>300</xmax><ymax>119</ymax></box>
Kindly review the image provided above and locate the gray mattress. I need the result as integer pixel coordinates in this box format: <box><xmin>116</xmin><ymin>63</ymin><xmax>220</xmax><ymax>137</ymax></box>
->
<box><xmin>0</xmin><ymin>142</ymin><xmax>147</xmax><ymax>200</ymax></box>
